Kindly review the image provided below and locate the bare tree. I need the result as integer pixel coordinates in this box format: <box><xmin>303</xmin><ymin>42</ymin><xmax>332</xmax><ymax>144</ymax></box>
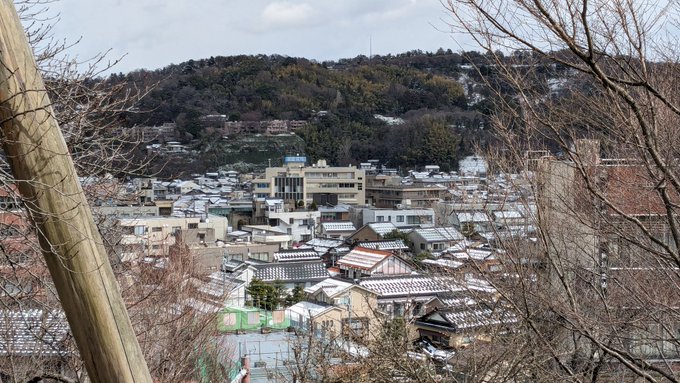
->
<box><xmin>0</xmin><ymin>2</ymin><xmax>225</xmax><ymax>382</ymax></box>
<box><xmin>439</xmin><ymin>0</ymin><xmax>680</xmax><ymax>381</ymax></box>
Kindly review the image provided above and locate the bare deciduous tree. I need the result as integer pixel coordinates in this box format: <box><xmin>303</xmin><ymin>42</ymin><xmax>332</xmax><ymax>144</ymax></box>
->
<box><xmin>439</xmin><ymin>0</ymin><xmax>680</xmax><ymax>381</ymax></box>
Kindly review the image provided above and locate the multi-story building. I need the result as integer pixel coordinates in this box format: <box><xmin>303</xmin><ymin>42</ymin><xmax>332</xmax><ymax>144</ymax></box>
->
<box><xmin>117</xmin><ymin>215</ymin><xmax>229</xmax><ymax>259</ymax></box>
<box><xmin>252</xmin><ymin>157</ymin><xmax>365</xmax><ymax>206</ymax></box>
<box><xmin>365</xmin><ymin>175</ymin><xmax>447</xmax><ymax>208</ymax></box>
<box><xmin>360</xmin><ymin>206</ymin><xmax>435</xmax><ymax>228</ymax></box>
<box><xmin>254</xmin><ymin>199</ymin><xmax>320</xmax><ymax>243</ymax></box>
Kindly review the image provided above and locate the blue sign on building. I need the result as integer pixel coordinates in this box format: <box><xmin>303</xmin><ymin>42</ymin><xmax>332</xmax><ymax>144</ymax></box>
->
<box><xmin>283</xmin><ymin>156</ymin><xmax>307</xmax><ymax>164</ymax></box>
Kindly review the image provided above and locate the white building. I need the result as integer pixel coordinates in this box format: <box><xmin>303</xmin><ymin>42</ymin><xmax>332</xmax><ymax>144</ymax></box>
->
<box><xmin>361</xmin><ymin>207</ymin><xmax>435</xmax><ymax>228</ymax></box>
<box><xmin>252</xmin><ymin>157</ymin><xmax>365</xmax><ymax>206</ymax></box>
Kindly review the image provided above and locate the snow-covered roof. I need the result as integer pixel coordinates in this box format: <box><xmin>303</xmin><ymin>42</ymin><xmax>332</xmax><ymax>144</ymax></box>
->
<box><xmin>359</xmin><ymin>275</ymin><xmax>459</xmax><ymax>297</ymax></box>
<box><xmin>356</xmin><ymin>240</ymin><xmax>409</xmax><ymax>251</ymax></box>
<box><xmin>254</xmin><ymin>261</ymin><xmax>329</xmax><ymax>282</ymax></box>
<box><xmin>304</xmin><ymin>278</ymin><xmax>355</xmax><ymax>298</ymax></box>
<box><xmin>367</xmin><ymin>222</ymin><xmax>400</xmax><ymax>236</ymax></box>
<box><xmin>287</xmin><ymin>301</ymin><xmax>333</xmax><ymax>318</ymax></box>
<box><xmin>421</xmin><ymin>259</ymin><xmax>465</xmax><ymax>269</ymax></box>
<box><xmin>337</xmin><ymin>247</ymin><xmax>391</xmax><ymax>270</ymax></box>
<box><xmin>273</xmin><ymin>249</ymin><xmax>321</xmax><ymax>262</ymax></box>
<box><xmin>0</xmin><ymin>310</ymin><xmax>69</xmax><ymax>357</ymax></box>
<box><xmin>321</xmin><ymin>221</ymin><xmax>356</xmax><ymax>232</ymax></box>
<box><xmin>413</xmin><ymin>227</ymin><xmax>464</xmax><ymax>242</ymax></box>
<box><xmin>456</xmin><ymin>212</ymin><xmax>490</xmax><ymax>223</ymax></box>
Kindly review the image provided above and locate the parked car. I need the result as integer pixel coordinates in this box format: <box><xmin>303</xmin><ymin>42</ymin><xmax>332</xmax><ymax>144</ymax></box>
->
<box><xmin>414</xmin><ymin>338</ymin><xmax>455</xmax><ymax>362</ymax></box>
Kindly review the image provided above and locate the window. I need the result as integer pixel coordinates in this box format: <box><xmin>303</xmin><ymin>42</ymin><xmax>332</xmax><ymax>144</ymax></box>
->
<box><xmin>151</xmin><ymin>245</ymin><xmax>161</xmax><ymax>250</ymax></box>
<box><xmin>172</xmin><ymin>226</ymin><xmax>181</xmax><ymax>234</ymax></box>
<box><xmin>396</xmin><ymin>215</ymin><xmax>404</xmax><ymax>222</ymax></box>
<box><xmin>151</xmin><ymin>227</ymin><xmax>162</xmax><ymax>232</ymax></box>
<box><xmin>377</xmin><ymin>216</ymin><xmax>385</xmax><ymax>222</ymax></box>
<box><xmin>420</xmin><ymin>243</ymin><xmax>426</xmax><ymax>250</ymax></box>
<box><xmin>188</xmin><ymin>223</ymin><xmax>198</xmax><ymax>229</ymax></box>
<box><xmin>407</xmin><ymin>216</ymin><xmax>421</xmax><ymax>224</ymax></box>
<box><xmin>134</xmin><ymin>226</ymin><xmax>146</xmax><ymax>235</ymax></box>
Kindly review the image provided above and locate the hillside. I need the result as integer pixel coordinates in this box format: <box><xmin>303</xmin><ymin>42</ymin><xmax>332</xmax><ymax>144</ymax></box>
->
<box><xmin>110</xmin><ymin>50</ymin><xmax>535</xmax><ymax>173</ymax></box>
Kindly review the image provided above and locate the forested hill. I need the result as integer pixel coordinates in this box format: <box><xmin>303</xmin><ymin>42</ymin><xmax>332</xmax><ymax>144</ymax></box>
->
<box><xmin>111</xmin><ymin>50</ymin><xmax>503</xmax><ymax>171</ymax></box>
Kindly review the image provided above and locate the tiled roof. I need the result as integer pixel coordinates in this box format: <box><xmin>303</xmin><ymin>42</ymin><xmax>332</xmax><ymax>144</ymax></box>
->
<box><xmin>367</xmin><ymin>222</ymin><xmax>400</xmax><ymax>236</ymax></box>
<box><xmin>321</xmin><ymin>221</ymin><xmax>356</xmax><ymax>232</ymax></box>
<box><xmin>305</xmin><ymin>238</ymin><xmax>344</xmax><ymax>248</ymax></box>
<box><xmin>359</xmin><ymin>275</ymin><xmax>461</xmax><ymax>297</ymax></box>
<box><xmin>274</xmin><ymin>249</ymin><xmax>321</xmax><ymax>262</ymax></box>
<box><xmin>337</xmin><ymin>247</ymin><xmax>391</xmax><ymax>271</ymax></box>
<box><xmin>440</xmin><ymin>306</ymin><xmax>517</xmax><ymax>330</ymax></box>
<box><xmin>254</xmin><ymin>261</ymin><xmax>329</xmax><ymax>282</ymax></box>
<box><xmin>449</xmin><ymin>248</ymin><xmax>495</xmax><ymax>261</ymax></box>
<box><xmin>456</xmin><ymin>212</ymin><xmax>490</xmax><ymax>223</ymax></box>
<box><xmin>360</xmin><ymin>275</ymin><xmax>497</xmax><ymax>298</ymax></box>
<box><xmin>413</xmin><ymin>227</ymin><xmax>464</xmax><ymax>242</ymax></box>
<box><xmin>0</xmin><ymin>310</ymin><xmax>69</xmax><ymax>357</ymax></box>
<box><xmin>305</xmin><ymin>278</ymin><xmax>355</xmax><ymax>298</ymax></box>
<box><xmin>421</xmin><ymin>259</ymin><xmax>465</xmax><ymax>269</ymax></box>
<box><xmin>357</xmin><ymin>240</ymin><xmax>409</xmax><ymax>251</ymax></box>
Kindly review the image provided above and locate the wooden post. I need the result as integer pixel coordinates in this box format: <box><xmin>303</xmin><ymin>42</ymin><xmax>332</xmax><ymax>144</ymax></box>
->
<box><xmin>0</xmin><ymin>2</ymin><xmax>152</xmax><ymax>382</ymax></box>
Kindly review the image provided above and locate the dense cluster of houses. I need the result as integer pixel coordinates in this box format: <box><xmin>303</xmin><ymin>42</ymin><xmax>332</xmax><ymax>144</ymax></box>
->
<box><xmin>0</xmin><ymin>139</ymin><xmax>675</xmax><ymax>381</ymax></box>
<box><xmin>76</xmin><ymin>155</ymin><xmax>529</xmax><ymax>363</ymax></box>
<box><xmin>0</xmin><ymin>151</ymin><xmax>542</xmax><ymax>375</ymax></box>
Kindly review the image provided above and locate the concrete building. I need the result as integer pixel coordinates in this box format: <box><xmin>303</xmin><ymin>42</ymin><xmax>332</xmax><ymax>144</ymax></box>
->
<box><xmin>361</xmin><ymin>207</ymin><xmax>435</xmax><ymax>228</ymax></box>
<box><xmin>252</xmin><ymin>157</ymin><xmax>365</xmax><ymax>206</ymax></box>
<box><xmin>365</xmin><ymin>175</ymin><xmax>447</xmax><ymax>208</ymax></box>
<box><xmin>117</xmin><ymin>215</ymin><xmax>229</xmax><ymax>259</ymax></box>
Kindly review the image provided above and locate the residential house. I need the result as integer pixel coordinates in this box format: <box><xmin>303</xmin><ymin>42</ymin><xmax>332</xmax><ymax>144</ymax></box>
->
<box><xmin>358</xmin><ymin>275</ymin><xmax>497</xmax><ymax>320</ymax></box>
<box><xmin>256</xmin><ymin>199</ymin><xmax>320</xmax><ymax>243</ymax></box>
<box><xmin>273</xmin><ymin>248</ymin><xmax>321</xmax><ymax>263</ymax></box>
<box><xmin>116</xmin><ymin>215</ymin><xmax>229</xmax><ymax>259</ymax></box>
<box><xmin>409</xmin><ymin>227</ymin><xmax>465</xmax><ymax>255</ymax></box>
<box><xmin>355</xmin><ymin>240</ymin><xmax>410</xmax><ymax>253</ymax></box>
<box><xmin>319</xmin><ymin>221</ymin><xmax>356</xmax><ymax>239</ymax></box>
<box><xmin>287</xmin><ymin>278</ymin><xmax>379</xmax><ymax>344</ymax></box>
<box><xmin>414</xmin><ymin>302</ymin><xmax>517</xmax><ymax>349</ymax></box>
<box><xmin>319</xmin><ymin>204</ymin><xmax>351</xmax><ymax>222</ymax></box>
<box><xmin>0</xmin><ymin>309</ymin><xmax>71</xmax><ymax>372</ymax></box>
<box><xmin>240</xmin><ymin>225</ymin><xmax>292</xmax><ymax>249</ymax></box>
<box><xmin>252</xmin><ymin>260</ymin><xmax>329</xmax><ymax>291</ymax></box>
<box><xmin>336</xmin><ymin>247</ymin><xmax>413</xmax><ymax>280</ymax></box>
<box><xmin>347</xmin><ymin>222</ymin><xmax>401</xmax><ymax>243</ymax></box>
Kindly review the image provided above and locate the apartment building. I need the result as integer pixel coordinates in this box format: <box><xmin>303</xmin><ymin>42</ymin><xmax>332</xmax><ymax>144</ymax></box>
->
<box><xmin>365</xmin><ymin>175</ymin><xmax>447</xmax><ymax>208</ymax></box>
<box><xmin>117</xmin><ymin>215</ymin><xmax>229</xmax><ymax>259</ymax></box>
<box><xmin>252</xmin><ymin>157</ymin><xmax>365</xmax><ymax>206</ymax></box>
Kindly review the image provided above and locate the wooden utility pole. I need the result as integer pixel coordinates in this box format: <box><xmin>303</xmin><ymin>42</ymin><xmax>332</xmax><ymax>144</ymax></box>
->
<box><xmin>0</xmin><ymin>2</ymin><xmax>152</xmax><ymax>382</ymax></box>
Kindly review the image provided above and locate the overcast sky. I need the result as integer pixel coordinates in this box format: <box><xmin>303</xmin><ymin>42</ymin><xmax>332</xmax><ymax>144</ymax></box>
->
<box><xmin>43</xmin><ymin>0</ymin><xmax>473</xmax><ymax>74</ymax></box>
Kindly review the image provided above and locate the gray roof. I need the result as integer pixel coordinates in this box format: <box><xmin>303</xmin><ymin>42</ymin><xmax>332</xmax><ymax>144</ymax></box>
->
<box><xmin>254</xmin><ymin>261</ymin><xmax>329</xmax><ymax>282</ymax></box>
<box><xmin>367</xmin><ymin>222</ymin><xmax>400</xmax><ymax>236</ymax></box>
<box><xmin>359</xmin><ymin>275</ymin><xmax>460</xmax><ymax>298</ymax></box>
<box><xmin>273</xmin><ymin>249</ymin><xmax>321</xmax><ymax>262</ymax></box>
<box><xmin>357</xmin><ymin>240</ymin><xmax>409</xmax><ymax>251</ymax></box>
<box><xmin>0</xmin><ymin>310</ymin><xmax>70</xmax><ymax>357</ymax></box>
<box><xmin>422</xmin><ymin>305</ymin><xmax>517</xmax><ymax>330</ymax></box>
<box><xmin>413</xmin><ymin>227</ymin><xmax>465</xmax><ymax>242</ymax></box>
<box><xmin>321</xmin><ymin>221</ymin><xmax>356</xmax><ymax>232</ymax></box>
